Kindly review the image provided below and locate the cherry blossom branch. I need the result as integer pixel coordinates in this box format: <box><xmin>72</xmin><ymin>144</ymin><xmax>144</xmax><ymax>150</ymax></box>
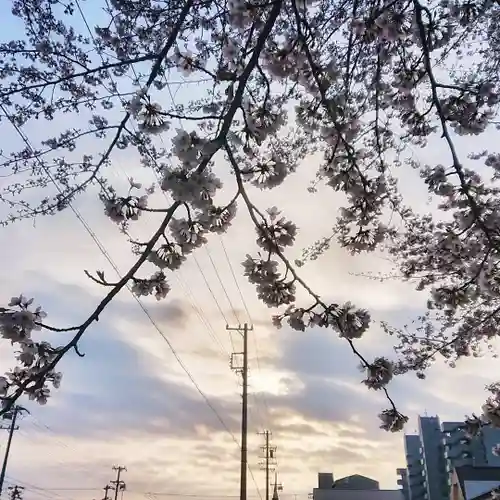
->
<box><xmin>3</xmin><ymin>0</ymin><xmax>197</xmax><ymax>216</ymax></box>
<box><xmin>226</xmin><ymin>142</ymin><xmax>406</xmax><ymax>429</ymax></box>
<box><xmin>0</xmin><ymin>55</ymin><xmax>158</xmax><ymax>100</ymax></box>
<box><xmin>1</xmin><ymin>0</ymin><xmax>284</xmax><ymax>412</ymax></box>
<box><xmin>414</xmin><ymin>0</ymin><xmax>499</xmax><ymax>250</ymax></box>
<box><xmin>0</xmin><ymin>202</ymin><xmax>181</xmax><ymax>415</ymax></box>
<box><xmin>34</xmin><ymin>323</ymin><xmax>81</xmax><ymax>333</ymax></box>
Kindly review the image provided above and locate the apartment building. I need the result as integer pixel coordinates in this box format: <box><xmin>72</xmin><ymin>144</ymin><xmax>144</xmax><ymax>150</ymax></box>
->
<box><xmin>397</xmin><ymin>415</ymin><xmax>500</xmax><ymax>500</ymax></box>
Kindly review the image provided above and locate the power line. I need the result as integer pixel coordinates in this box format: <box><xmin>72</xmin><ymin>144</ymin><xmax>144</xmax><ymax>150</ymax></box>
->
<box><xmin>172</xmin><ymin>272</ymin><xmax>230</xmax><ymax>356</ymax></box>
<box><xmin>75</xmin><ymin>2</ymin><xmax>236</xmax><ymax>356</ymax></box>
<box><xmin>192</xmin><ymin>253</ymin><xmax>231</xmax><ymax>326</ymax></box>
<box><xmin>0</xmin><ymin>106</ymin><xmax>246</xmax><ymax>487</ymax></box>
<box><xmin>3</xmin><ymin>477</ymin><xmax>67</xmax><ymax>500</ymax></box>
<box><xmin>16</xmin><ymin>414</ymin><xmax>106</xmax><ymax>484</ymax></box>
<box><xmin>204</xmin><ymin>245</ymin><xmax>241</xmax><ymax>325</ymax></box>
<box><xmin>92</xmin><ymin>0</ymin><xmax>238</xmax><ymax>348</ymax></box>
<box><xmin>2</xmin><ymin>10</ymin><xmax>262</xmax><ymax>497</ymax></box>
<box><xmin>159</xmin><ymin>56</ymin><xmax>272</xmax><ymax>445</ymax></box>
<box><xmin>160</xmin><ymin>80</ymin><xmax>242</xmax><ymax>350</ymax></box>
<box><xmin>76</xmin><ymin>0</ymin><xmax>237</xmax><ymax>376</ymax></box>
<box><xmin>6</xmin><ymin>487</ymin><xmax>309</xmax><ymax>498</ymax></box>
<box><xmin>218</xmin><ymin>236</ymin><xmax>253</xmax><ymax>324</ymax></box>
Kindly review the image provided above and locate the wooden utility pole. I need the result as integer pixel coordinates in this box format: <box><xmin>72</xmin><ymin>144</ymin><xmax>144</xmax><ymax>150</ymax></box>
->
<box><xmin>271</xmin><ymin>472</ymin><xmax>283</xmax><ymax>500</ymax></box>
<box><xmin>259</xmin><ymin>430</ymin><xmax>277</xmax><ymax>500</ymax></box>
<box><xmin>110</xmin><ymin>465</ymin><xmax>127</xmax><ymax>500</ymax></box>
<box><xmin>102</xmin><ymin>484</ymin><xmax>113</xmax><ymax>500</ymax></box>
<box><xmin>0</xmin><ymin>406</ymin><xmax>27</xmax><ymax>497</ymax></box>
<box><xmin>228</xmin><ymin>323</ymin><xmax>253</xmax><ymax>500</ymax></box>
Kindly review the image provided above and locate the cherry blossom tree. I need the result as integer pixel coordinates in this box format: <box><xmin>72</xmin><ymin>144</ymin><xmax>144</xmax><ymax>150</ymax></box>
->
<box><xmin>0</xmin><ymin>0</ymin><xmax>500</xmax><ymax>437</ymax></box>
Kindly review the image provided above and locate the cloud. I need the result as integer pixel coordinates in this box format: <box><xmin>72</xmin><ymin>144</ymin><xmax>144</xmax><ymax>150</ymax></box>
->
<box><xmin>1</xmin><ymin>78</ymin><xmax>498</xmax><ymax>500</ymax></box>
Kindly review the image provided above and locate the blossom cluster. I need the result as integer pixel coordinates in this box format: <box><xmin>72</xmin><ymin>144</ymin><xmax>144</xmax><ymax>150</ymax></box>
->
<box><xmin>362</xmin><ymin>357</ymin><xmax>394</xmax><ymax>390</ymax></box>
<box><xmin>0</xmin><ymin>295</ymin><xmax>61</xmax><ymax>406</ymax></box>
<box><xmin>378</xmin><ymin>408</ymin><xmax>409</xmax><ymax>432</ymax></box>
<box><xmin>127</xmin><ymin>91</ymin><xmax>171</xmax><ymax>135</ymax></box>
<box><xmin>4</xmin><ymin>0</ymin><xmax>500</xmax><ymax>429</ymax></box>
<box><xmin>271</xmin><ymin>302</ymin><xmax>371</xmax><ymax>340</ymax></box>
<box><xmin>131</xmin><ymin>271</ymin><xmax>170</xmax><ymax>300</ymax></box>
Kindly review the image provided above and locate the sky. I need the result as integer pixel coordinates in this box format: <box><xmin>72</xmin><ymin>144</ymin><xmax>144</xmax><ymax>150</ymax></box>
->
<box><xmin>1</xmin><ymin>4</ymin><xmax>499</xmax><ymax>500</ymax></box>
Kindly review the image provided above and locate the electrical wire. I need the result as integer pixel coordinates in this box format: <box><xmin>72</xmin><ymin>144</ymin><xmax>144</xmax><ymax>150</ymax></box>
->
<box><xmin>8</xmin><ymin>487</ymin><xmax>309</xmax><ymax>498</ymax></box>
<box><xmin>79</xmin><ymin>0</ymin><xmax>236</xmax><ymax>355</ymax></box>
<box><xmin>91</xmin><ymin>0</ymin><xmax>236</xmax><ymax>349</ymax></box>
<box><xmin>218</xmin><ymin>237</ymin><xmax>272</xmax><ymax>431</ymax></box>
<box><xmin>3</xmin><ymin>5</ymin><xmax>263</xmax><ymax>497</ymax></box>
<box><xmin>0</xmin><ymin>106</ymin><xmax>251</xmax><ymax>493</ymax></box>
<box><xmin>76</xmin><ymin>0</ymin><xmax>248</xmax><ymax>432</ymax></box>
<box><xmin>3</xmin><ymin>476</ymin><xmax>67</xmax><ymax>500</ymax></box>
<box><xmin>159</xmin><ymin>82</ymin><xmax>242</xmax><ymax>337</ymax></box>
<box><xmin>74</xmin><ymin>0</ymin><xmax>235</xmax><ymax>359</ymax></box>
<box><xmin>158</xmin><ymin>45</ymin><xmax>274</xmax><ymax>444</ymax></box>
<box><xmin>219</xmin><ymin>236</ymin><xmax>253</xmax><ymax>324</ymax></box>
<box><xmin>17</xmin><ymin>414</ymin><xmax>101</xmax><ymax>481</ymax></box>
<box><xmin>204</xmin><ymin>245</ymin><xmax>241</xmax><ymax>325</ymax></box>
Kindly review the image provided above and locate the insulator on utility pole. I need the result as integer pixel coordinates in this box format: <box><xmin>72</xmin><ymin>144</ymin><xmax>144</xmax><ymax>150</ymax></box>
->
<box><xmin>8</xmin><ymin>485</ymin><xmax>24</xmax><ymax>500</ymax></box>
<box><xmin>0</xmin><ymin>406</ymin><xmax>28</xmax><ymax>498</ymax></box>
<box><xmin>110</xmin><ymin>465</ymin><xmax>127</xmax><ymax>500</ymax></box>
<box><xmin>228</xmin><ymin>323</ymin><xmax>253</xmax><ymax>500</ymax></box>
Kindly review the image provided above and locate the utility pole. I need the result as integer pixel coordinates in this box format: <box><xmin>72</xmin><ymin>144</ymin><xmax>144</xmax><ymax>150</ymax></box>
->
<box><xmin>259</xmin><ymin>430</ymin><xmax>277</xmax><ymax>500</ymax></box>
<box><xmin>228</xmin><ymin>323</ymin><xmax>253</xmax><ymax>500</ymax></box>
<box><xmin>110</xmin><ymin>466</ymin><xmax>127</xmax><ymax>500</ymax></box>
<box><xmin>0</xmin><ymin>406</ymin><xmax>27</xmax><ymax>498</ymax></box>
<box><xmin>8</xmin><ymin>485</ymin><xmax>24</xmax><ymax>500</ymax></box>
<box><xmin>102</xmin><ymin>484</ymin><xmax>113</xmax><ymax>500</ymax></box>
<box><xmin>271</xmin><ymin>472</ymin><xmax>283</xmax><ymax>500</ymax></box>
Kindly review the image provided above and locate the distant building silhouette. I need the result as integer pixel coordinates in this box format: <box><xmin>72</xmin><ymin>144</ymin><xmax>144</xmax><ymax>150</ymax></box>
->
<box><xmin>313</xmin><ymin>472</ymin><xmax>402</xmax><ymax>500</ymax></box>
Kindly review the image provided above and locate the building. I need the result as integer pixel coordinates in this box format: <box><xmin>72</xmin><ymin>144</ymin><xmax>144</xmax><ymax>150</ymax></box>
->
<box><xmin>396</xmin><ymin>468</ymin><xmax>410</xmax><ymax>500</ymax></box>
<box><xmin>443</xmin><ymin>422</ymin><xmax>500</xmax><ymax>469</ymax></box>
<box><xmin>334</xmin><ymin>475</ymin><xmax>379</xmax><ymax>490</ymax></box>
<box><xmin>404</xmin><ymin>434</ymin><xmax>426</xmax><ymax>500</ymax></box>
<box><xmin>397</xmin><ymin>416</ymin><xmax>500</xmax><ymax>500</ymax></box>
<box><xmin>313</xmin><ymin>472</ymin><xmax>403</xmax><ymax>500</ymax></box>
<box><xmin>450</xmin><ymin>465</ymin><xmax>500</xmax><ymax>499</ymax></box>
<box><xmin>419</xmin><ymin>416</ymin><xmax>449</xmax><ymax>500</ymax></box>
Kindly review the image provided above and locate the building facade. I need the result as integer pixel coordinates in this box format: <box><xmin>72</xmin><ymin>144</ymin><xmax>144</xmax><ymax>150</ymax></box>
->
<box><xmin>419</xmin><ymin>416</ymin><xmax>449</xmax><ymax>500</ymax></box>
<box><xmin>404</xmin><ymin>434</ymin><xmax>427</xmax><ymax>500</ymax></box>
<box><xmin>398</xmin><ymin>416</ymin><xmax>500</xmax><ymax>500</ymax></box>
<box><xmin>313</xmin><ymin>473</ymin><xmax>403</xmax><ymax>500</ymax></box>
<box><xmin>397</xmin><ymin>468</ymin><xmax>410</xmax><ymax>500</ymax></box>
<box><xmin>449</xmin><ymin>465</ymin><xmax>500</xmax><ymax>500</ymax></box>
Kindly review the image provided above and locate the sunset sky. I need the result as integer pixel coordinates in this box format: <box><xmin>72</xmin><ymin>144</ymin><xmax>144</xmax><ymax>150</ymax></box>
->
<box><xmin>0</xmin><ymin>4</ymin><xmax>498</xmax><ymax>500</ymax></box>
